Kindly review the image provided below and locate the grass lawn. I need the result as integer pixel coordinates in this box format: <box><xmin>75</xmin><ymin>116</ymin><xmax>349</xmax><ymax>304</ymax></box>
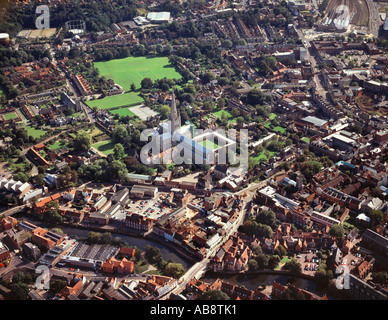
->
<box><xmin>281</xmin><ymin>257</ymin><xmax>290</xmax><ymax>264</ymax></box>
<box><xmin>88</xmin><ymin>56</ymin><xmax>182</xmax><ymax>110</ymax></box>
<box><xmin>200</xmin><ymin>140</ymin><xmax>219</xmax><ymax>150</ymax></box>
<box><xmin>272</xmin><ymin>126</ymin><xmax>286</xmax><ymax>134</ymax></box>
<box><xmin>25</xmin><ymin>125</ymin><xmax>47</xmax><ymax>138</ymax></box>
<box><xmin>269</xmin><ymin>113</ymin><xmax>278</xmax><ymax>120</ymax></box>
<box><xmin>213</xmin><ymin>109</ymin><xmax>232</xmax><ymax>119</ymax></box>
<box><xmin>264</xmin><ymin>121</ymin><xmax>286</xmax><ymax>134</ymax></box>
<box><xmin>92</xmin><ymin>140</ymin><xmax>117</xmax><ymax>156</ymax></box>
<box><xmin>94</xmin><ymin>56</ymin><xmax>181</xmax><ymax>90</ymax></box>
<box><xmin>109</xmin><ymin>106</ymin><xmax>136</xmax><ymax>117</ymax></box>
<box><xmin>301</xmin><ymin>137</ymin><xmax>310</xmax><ymax>144</ymax></box>
<box><xmin>4</xmin><ymin>112</ymin><xmax>18</xmax><ymax>120</ymax></box>
<box><xmin>134</xmin><ymin>260</ymin><xmax>150</xmax><ymax>274</ymax></box>
<box><xmin>86</xmin><ymin>91</ymin><xmax>144</xmax><ymax>110</ymax></box>
<box><xmin>49</xmin><ymin>141</ymin><xmax>68</xmax><ymax>151</ymax></box>
<box><xmin>253</xmin><ymin>150</ymin><xmax>277</xmax><ymax>163</ymax></box>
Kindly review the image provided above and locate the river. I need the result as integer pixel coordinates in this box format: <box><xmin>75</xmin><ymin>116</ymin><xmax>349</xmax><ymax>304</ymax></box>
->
<box><xmin>202</xmin><ymin>271</ymin><xmax>334</xmax><ymax>299</ymax></box>
<box><xmin>18</xmin><ymin>215</ymin><xmax>193</xmax><ymax>270</ymax></box>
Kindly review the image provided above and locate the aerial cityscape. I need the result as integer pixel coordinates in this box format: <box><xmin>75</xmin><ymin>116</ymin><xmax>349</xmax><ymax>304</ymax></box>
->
<box><xmin>0</xmin><ymin>0</ymin><xmax>387</xmax><ymax>304</ymax></box>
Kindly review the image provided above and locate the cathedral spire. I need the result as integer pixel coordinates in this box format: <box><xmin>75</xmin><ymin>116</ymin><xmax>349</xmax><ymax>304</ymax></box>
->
<box><xmin>169</xmin><ymin>88</ymin><xmax>181</xmax><ymax>133</ymax></box>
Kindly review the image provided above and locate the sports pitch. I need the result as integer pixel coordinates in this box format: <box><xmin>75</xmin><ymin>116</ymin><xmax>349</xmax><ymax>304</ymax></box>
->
<box><xmin>94</xmin><ymin>56</ymin><xmax>181</xmax><ymax>90</ymax></box>
<box><xmin>87</xmin><ymin>56</ymin><xmax>181</xmax><ymax>110</ymax></box>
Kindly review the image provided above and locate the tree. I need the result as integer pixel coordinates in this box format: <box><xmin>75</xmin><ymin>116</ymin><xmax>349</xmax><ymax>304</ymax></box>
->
<box><xmin>145</xmin><ymin>245</ymin><xmax>162</xmax><ymax>264</ymax></box>
<box><xmin>50</xmin><ymin>279</ymin><xmax>68</xmax><ymax>294</ymax></box>
<box><xmin>8</xmin><ymin>283</ymin><xmax>29</xmax><ymax>300</ymax></box>
<box><xmin>106</xmin><ymin>160</ymin><xmax>128</xmax><ymax>181</ymax></box>
<box><xmin>130</xmin><ymin>83</ymin><xmax>136</xmax><ymax>91</ymax></box>
<box><xmin>141</xmin><ymin>77</ymin><xmax>153</xmax><ymax>89</ymax></box>
<box><xmin>369</xmin><ymin>210</ymin><xmax>383</xmax><ymax>227</ymax></box>
<box><xmin>159</xmin><ymin>105</ymin><xmax>171</xmax><ymax>119</ymax></box>
<box><xmin>268</xmin><ymin>255</ymin><xmax>281</xmax><ymax>269</ymax></box>
<box><xmin>200</xmin><ymin>72</ymin><xmax>215</xmax><ymax>84</ymax></box>
<box><xmin>73</xmin><ymin>133</ymin><xmax>91</xmax><ymax>152</ymax></box>
<box><xmin>372</xmin><ymin>272</ymin><xmax>387</xmax><ymax>285</ymax></box>
<box><xmin>113</xmin><ymin>143</ymin><xmax>125</xmax><ymax>160</ymax></box>
<box><xmin>329</xmin><ymin>224</ymin><xmax>345</xmax><ymax>238</ymax></box>
<box><xmin>256</xmin><ymin>210</ymin><xmax>277</xmax><ymax>228</ymax></box>
<box><xmin>164</xmin><ymin>263</ymin><xmax>185</xmax><ymax>279</ymax></box>
<box><xmin>201</xmin><ymin>290</ymin><xmax>230</xmax><ymax>300</ymax></box>
<box><xmin>283</xmin><ymin>258</ymin><xmax>302</xmax><ymax>274</ymax></box>
<box><xmin>248</xmin><ymin>259</ymin><xmax>259</xmax><ymax>271</ymax></box>
<box><xmin>256</xmin><ymin>254</ymin><xmax>269</xmax><ymax>269</ymax></box>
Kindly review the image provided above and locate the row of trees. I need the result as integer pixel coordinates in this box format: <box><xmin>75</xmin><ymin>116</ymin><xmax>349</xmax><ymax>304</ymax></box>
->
<box><xmin>144</xmin><ymin>245</ymin><xmax>185</xmax><ymax>279</ymax></box>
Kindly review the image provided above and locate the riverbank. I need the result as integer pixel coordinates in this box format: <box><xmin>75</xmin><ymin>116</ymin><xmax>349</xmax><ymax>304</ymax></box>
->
<box><xmin>17</xmin><ymin>214</ymin><xmax>196</xmax><ymax>269</ymax></box>
<box><xmin>201</xmin><ymin>269</ymin><xmax>333</xmax><ymax>299</ymax></box>
<box><xmin>59</xmin><ymin>221</ymin><xmax>200</xmax><ymax>265</ymax></box>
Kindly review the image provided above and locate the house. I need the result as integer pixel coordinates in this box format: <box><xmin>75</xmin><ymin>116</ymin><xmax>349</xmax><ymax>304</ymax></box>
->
<box><xmin>4</xmin><ymin>228</ymin><xmax>30</xmax><ymax>250</ymax></box>
<box><xmin>0</xmin><ymin>216</ymin><xmax>17</xmax><ymax>231</ymax></box>
<box><xmin>271</xmin><ymin>281</ymin><xmax>287</xmax><ymax>299</ymax></box>
<box><xmin>213</xmin><ymin>165</ymin><xmax>231</xmax><ymax>179</ymax></box>
<box><xmin>101</xmin><ymin>257</ymin><xmax>134</xmax><ymax>274</ymax></box>
<box><xmin>0</xmin><ymin>242</ymin><xmax>10</xmax><ymax>263</ymax></box>
<box><xmin>61</xmin><ymin>274</ymin><xmax>87</xmax><ymax>299</ymax></box>
<box><xmin>22</xmin><ymin>242</ymin><xmax>41</xmax><ymax>261</ymax></box>
<box><xmin>357</xmin><ymin>259</ymin><xmax>374</xmax><ymax>279</ymax></box>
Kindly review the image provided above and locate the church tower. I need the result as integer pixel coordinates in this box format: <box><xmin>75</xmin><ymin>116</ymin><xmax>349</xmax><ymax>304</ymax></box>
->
<box><xmin>169</xmin><ymin>89</ymin><xmax>181</xmax><ymax>134</ymax></box>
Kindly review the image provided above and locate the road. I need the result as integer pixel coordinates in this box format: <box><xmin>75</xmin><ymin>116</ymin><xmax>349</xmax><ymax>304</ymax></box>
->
<box><xmin>366</xmin><ymin>0</ymin><xmax>380</xmax><ymax>37</ymax></box>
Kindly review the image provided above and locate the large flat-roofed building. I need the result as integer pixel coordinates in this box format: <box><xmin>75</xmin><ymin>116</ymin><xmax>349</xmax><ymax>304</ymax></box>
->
<box><xmin>147</xmin><ymin>12</ymin><xmax>171</xmax><ymax>23</ymax></box>
<box><xmin>347</xmin><ymin>274</ymin><xmax>388</xmax><ymax>300</ymax></box>
<box><xmin>130</xmin><ymin>185</ymin><xmax>158</xmax><ymax>199</ymax></box>
<box><xmin>295</xmin><ymin>116</ymin><xmax>328</xmax><ymax>130</ymax></box>
<box><xmin>362</xmin><ymin>229</ymin><xmax>388</xmax><ymax>257</ymax></box>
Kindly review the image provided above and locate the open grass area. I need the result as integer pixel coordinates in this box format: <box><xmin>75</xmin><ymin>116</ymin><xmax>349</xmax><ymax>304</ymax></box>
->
<box><xmin>213</xmin><ymin>109</ymin><xmax>232</xmax><ymax>119</ymax></box>
<box><xmin>272</xmin><ymin>126</ymin><xmax>286</xmax><ymax>134</ymax></box>
<box><xmin>86</xmin><ymin>91</ymin><xmax>144</xmax><ymax>110</ymax></box>
<box><xmin>301</xmin><ymin>137</ymin><xmax>310</xmax><ymax>144</ymax></box>
<box><xmin>92</xmin><ymin>140</ymin><xmax>117</xmax><ymax>156</ymax></box>
<box><xmin>200</xmin><ymin>140</ymin><xmax>219</xmax><ymax>150</ymax></box>
<box><xmin>48</xmin><ymin>140</ymin><xmax>68</xmax><ymax>151</ymax></box>
<box><xmin>269</xmin><ymin>113</ymin><xmax>278</xmax><ymax>120</ymax></box>
<box><xmin>264</xmin><ymin>121</ymin><xmax>286</xmax><ymax>134</ymax></box>
<box><xmin>4</xmin><ymin>112</ymin><xmax>18</xmax><ymax>120</ymax></box>
<box><xmin>94</xmin><ymin>56</ymin><xmax>178</xmax><ymax>90</ymax></box>
<box><xmin>253</xmin><ymin>150</ymin><xmax>277</xmax><ymax>163</ymax></box>
<box><xmin>109</xmin><ymin>106</ymin><xmax>136</xmax><ymax>117</ymax></box>
<box><xmin>25</xmin><ymin>125</ymin><xmax>47</xmax><ymax>139</ymax></box>
<box><xmin>88</xmin><ymin>56</ymin><xmax>182</xmax><ymax>110</ymax></box>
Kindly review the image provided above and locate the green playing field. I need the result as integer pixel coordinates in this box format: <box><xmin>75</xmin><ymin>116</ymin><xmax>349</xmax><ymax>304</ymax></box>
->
<box><xmin>94</xmin><ymin>56</ymin><xmax>181</xmax><ymax>90</ymax></box>
<box><xmin>86</xmin><ymin>56</ymin><xmax>181</xmax><ymax>110</ymax></box>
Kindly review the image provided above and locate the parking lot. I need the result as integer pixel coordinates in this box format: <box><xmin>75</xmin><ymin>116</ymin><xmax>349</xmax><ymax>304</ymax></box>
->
<box><xmin>295</xmin><ymin>251</ymin><xmax>320</xmax><ymax>275</ymax></box>
<box><xmin>127</xmin><ymin>193</ymin><xmax>174</xmax><ymax>220</ymax></box>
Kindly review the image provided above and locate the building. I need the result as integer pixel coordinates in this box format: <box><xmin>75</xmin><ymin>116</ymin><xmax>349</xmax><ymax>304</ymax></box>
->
<box><xmin>0</xmin><ymin>242</ymin><xmax>10</xmax><ymax>263</ymax></box>
<box><xmin>130</xmin><ymin>185</ymin><xmax>158</xmax><ymax>199</ymax></box>
<box><xmin>362</xmin><ymin>229</ymin><xmax>388</xmax><ymax>257</ymax></box>
<box><xmin>22</xmin><ymin>242</ymin><xmax>41</xmax><ymax>261</ymax></box>
<box><xmin>347</xmin><ymin>274</ymin><xmax>387</xmax><ymax>300</ymax></box>
<box><xmin>125</xmin><ymin>213</ymin><xmax>153</xmax><ymax>232</ymax></box>
<box><xmin>147</xmin><ymin>12</ymin><xmax>171</xmax><ymax>24</ymax></box>
<box><xmin>4</xmin><ymin>228</ymin><xmax>30</xmax><ymax>250</ymax></box>
<box><xmin>101</xmin><ymin>257</ymin><xmax>134</xmax><ymax>274</ymax></box>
